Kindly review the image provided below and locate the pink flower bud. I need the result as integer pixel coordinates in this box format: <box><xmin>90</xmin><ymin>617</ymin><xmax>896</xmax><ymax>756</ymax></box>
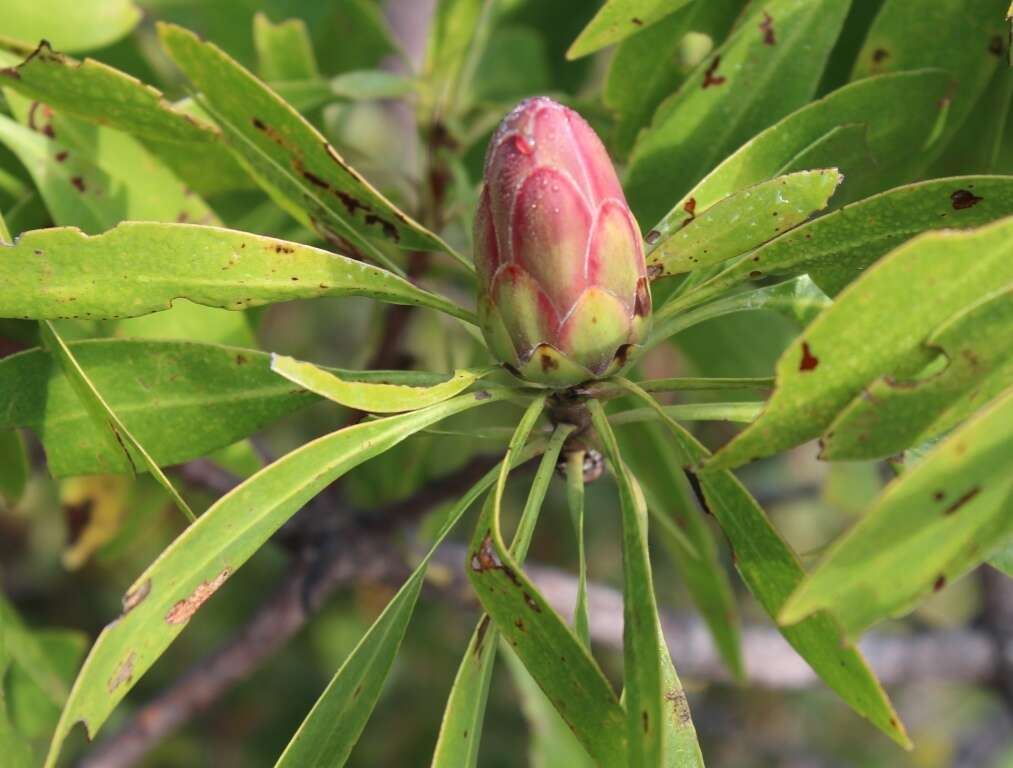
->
<box><xmin>475</xmin><ymin>97</ymin><xmax>651</xmax><ymax>386</ymax></box>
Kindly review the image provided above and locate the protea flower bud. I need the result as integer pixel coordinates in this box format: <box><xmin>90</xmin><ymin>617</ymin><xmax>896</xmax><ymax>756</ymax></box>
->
<box><xmin>475</xmin><ymin>97</ymin><xmax>651</xmax><ymax>387</ymax></box>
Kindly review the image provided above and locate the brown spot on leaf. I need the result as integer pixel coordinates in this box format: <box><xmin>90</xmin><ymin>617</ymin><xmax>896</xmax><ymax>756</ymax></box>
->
<box><xmin>631</xmin><ymin>17</ymin><xmax>643</xmax><ymax>26</ymax></box>
<box><xmin>273</xmin><ymin>243</ymin><xmax>295</xmax><ymax>254</ymax></box>
<box><xmin>645</xmin><ymin>229</ymin><xmax>661</xmax><ymax>245</ymax></box>
<box><xmin>122</xmin><ymin>579</ymin><xmax>151</xmax><ymax>614</ymax></box>
<box><xmin>474</xmin><ymin>615</ymin><xmax>491</xmax><ymax>656</ymax></box>
<box><xmin>933</xmin><ymin>574</ymin><xmax>946</xmax><ymax>592</ymax></box>
<box><xmin>523</xmin><ymin>591</ymin><xmax>542</xmax><ymax>612</ymax></box>
<box><xmin>666</xmin><ymin>689</ymin><xmax>692</xmax><ymax>725</ymax></box>
<box><xmin>944</xmin><ymin>486</ymin><xmax>980</xmax><ymax>515</ymax></box>
<box><xmin>932</xmin><ymin>490</ymin><xmax>945</xmax><ymax>502</ymax></box>
<box><xmin>514</xmin><ymin>617</ymin><xmax>526</xmax><ymax>631</ymax></box>
<box><xmin>951</xmin><ymin>189</ymin><xmax>982</xmax><ymax>210</ymax></box>
<box><xmin>302</xmin><ymin>170</ymin><xmax>330</xmax><ymax>189</ymax></box>
<box><xmin>55</xmin><ymin>150</ymin><xmax>68</xmax><ymax>162</ymax></box>
<box><xmin>702</xmin><ymin>56</ymin><xmax>726</xmax><ymax>88</ymax></box>
<box><xmin>682</xmin><ymin>196</ymin><xmax>697</xmax><ymax>226</ymax></box>
<box><xmin>634</xmin><ymin>277</ymin><xmax>651</xmax><ymax>317</ymax></box>
<box><xmin>70</xmin><ymin>176</ymin><xmax>86</xmax><ymax>192</ymax></box>
<box><xmin>989</xmin><ymin>35</ymin><xmax>1004</xmax><ymax>56</ymax></box>
<box><xmin>471</xmin><ymin>531</ymin><xmax>502</xmax><ymax>572</ymax></box>
<box><xmin>750</xmin><ymin>270</ymin><xmax>763</xmax><ymax>278</ymax></box>
<box><xmin>336</xmin><ymin>191</ymin><xmax>368</xmax><ymax>217</ymax></box>
<box><xmin>165</xmin><ymin>568</ymin><xmax>232</xmax><ymax>625</ymax></box>
<box><xmin>0</xmin><ymin>67</ymin><xmax>20</xmax><ymax>80</ymax></box>
<box><xmin>759</xmin><ymin>12</ymin><xmax>776</xmax><ymax>45</ymax></box>
<box><xmin>107</xmin><ymin>652</ymin><xmax>136</xmax><ymax>692</ymax></box>
<box><xmin>364</xmin><ymin>213</ymin><xmax>399</xmax><ymax>242</ymax></box>
<box><xmin>799</xmin><ymin>341</ymin><xmax>819</xmax><ymax>371</ymax></box>
<box><xmin>540</xmin><ymin>352</ymin><xmax>559</xmax><ymax>372</ymax></box>
<box><xmin>474</xmin><ymin>390</ymin><xmax>491</xmax><ymax>401</ymax></box>
<box><xmin>642</xmin><ymin>710</ymin><xmax>649</xmax><ymax>732</ymax></box>
<box><xmin>235</xmin><ymin>354</ymin><xmax>248</xmax><ymax>365</ymax></box>
<box><xmin>872</xmin><ymin>48</ymin><xmax>890</xmax><ymax>63</ymax></box>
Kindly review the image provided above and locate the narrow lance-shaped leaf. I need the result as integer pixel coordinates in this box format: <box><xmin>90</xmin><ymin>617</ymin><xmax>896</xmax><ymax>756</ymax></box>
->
<box><xmin>0</xmin><ymin>429</ymin><xmax>28</xmax><ymax>506</ymax></box>
<box><xmin>604</xmin><ymin>0</ymin><xmax>744</xmax><ymax>157</ymax></box>
<box><xmin>39</xmin><ymin>321</ymin><xmax>195</xmax><ymax>522</ymax></box>
<box><xmin>0</xmin><ymin>42</ymin><xmax>249</xmax><ymax>196</ymax></box>
<box><xmin>565</xmin><ymin>451</ymin><xmax>590</xmax><ymax>648</ymax></box>
<box><xmin>609</xmin><ymin>402</ymin><xmax>764</xmax><ymax>428</ymax></box>
<box><xmin>44</xmin><ymin>389</ymin><xmax>509</xmax><ymax>768</ymax></box>
<box><xmin>274</xmin><ymin>440</ymin><xmax>549</xmax><ymax>768</ymax></box>
<box><xmin>501</xmin><ymin>643</ymin><xmax>595</xmax><ymax>768</ymax></box>
<box><xmin>271</xmin><ymin>354</ymin><xmax>492</xmax><ymax>413</ymax></box>
<box><xmin>617</xmin><ymin>379</ymin><xmax>910</xmax><ymax>748</ymax></box>
<box><xmin>850</xmin><ymin>0</ymin><xmax>1007</xmax><ymax>174</ymax></box>
<box><xmin>643</xmin><ymin>69</ymin><xmax>953</xmax><ymax>241</ymax></box>
<box><xmin>589</xmin><ymin>400</ymin><xmax>669</xmax><ymax>767</ymax></box>
<box><xmin>673</xmin><ymin>176</ymin><xmax>1013</xmax><ymax>313</ymax></box>
<box><xmin>1</xmin><ymin>0</ymin><xmax>141</xmax><ymax>53</ymax></box>
<box><xmin>0</xmin><ymin>340</ymin><xmax>448</xmax><ymax>477</ymax></box>
<box><xmin>646</xmin><ymin>170</ymin><xmax>842</xmax><ymax>279</ymax></box>
<box><xmin>781</xmin><ymin>387</ymin><xmax>1013</xmax><ymax>638</ymax></box>
<box><xmin>821</xmin><ymin>286</ymin><xmax>1013</xmax><ymax>460</ymax></box>
<box><xmin>423</xmin><ymin>0</ymin><xmax>496</xmax><ymax>119</ymax></box>
<box><xmin>567</xmin><ymin>0</ymin><xmax>697</xmax><ymax>59</ymax></box>
<box><xmin>617</xmin><ymin>420</ymin><xmax>744</xmax><ymax>681</ymax></box>
<box><xmin>625</xmin><ymin>0</ymin><xmax>852</xmax><ymax>227</ymax></box>
<box><xmin>650</xmin><ymin>276</ymin><xmax>830</xmax><ymax>351</ymax></box>
<box><xmin>0</xmin><ymin>222</ymin><xmax>476</xmax><ymax>325</ymax></box>
<box><xmin>253</xmin><ymin>13</ymin><xmax>320</xmax><ymax>82</ymax></box>
<box><xmin>710</xmin><ymin>216</ymin><xmax>1013</xmax><ymax>471</ymax></box>
<box><xmin>465</xmin><ymin>426</ymin><xmax>628</xmax><ymax>765</ymax></box>
<box><xmin>157</xmin><ymin>24</ymin><xmax>466</xmax><ymax>269</ymax></box>
<box><xmin>431</xmin><ymin>401</ymin><xmax>565</xmax><ymax>768</ymax></box>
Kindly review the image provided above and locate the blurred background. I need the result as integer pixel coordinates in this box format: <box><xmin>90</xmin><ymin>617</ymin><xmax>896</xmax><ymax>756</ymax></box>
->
<box><xmin>2</xmin><ymin>1</ymin><xmax>1013</xmax><ymax>766</ymax></box>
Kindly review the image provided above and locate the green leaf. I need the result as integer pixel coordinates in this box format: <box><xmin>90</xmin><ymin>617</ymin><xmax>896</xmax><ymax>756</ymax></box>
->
<box><xmin>423</xmin><ymin>0</ymin><xmax>495</xmax><ymax>119</ymax></box>
<box><xmin>0</xmin><ymin>208</ymin><xmax>10</xmax><ymax>242</ymax></box>
<box><xmin>44</xmin><ymin>390</ymin><xmax>508</xmax><ymax>768</ymax></box>
<box><xmin>821</xmin><ymin>287</ymin><xmax>1013</xmax><ymax>460</ymax></box>
<box><xmin>710</xmin><ymin>216</ymin><xmax>1013</xmax><ymax>470</ymax></box>
<box><xmin>618</xmin><ymin>380</ymin><xmax>910</xmax><ymax>748</ymax></box>
<box><xmin>253</xmin><ymin>13</ymin><xmax>320</xmax><ymax>82</ymax></box>
<box><xmin>0</xmin><ymin>596</ymin><xmax>68</xmax><ymax>707</ymax></box>
<box><xmin>0</xmin><ymin>222</ymin><xmax>476</xmax><ymax>324</ymax></box>
<box><xmin>466</xmin><ymin>434</ymin><xmax>627</xmax><ymax>765</ymax></box>
<box><xmin>270</xmin><ymin>354</ymin><xmax>490</xmax><ymax>413</ymax></box>
<box><xmin>650</xmin><ymin>276</ymin><xmax>831</xmax><ymax>350</ymax></box>
<box><xmin>591</xmin><ymin>400</ymin><xmax>679</xmax><ymax>767</ymax></box>
<box><xmin>0</xmin><ymin>430</ymin><xmax>28</xmax><ymax>506</ymax></box>
<box><xmin>329</xmin><ymin>70</ymin><xmax>416</xmax><ymax>100</ymax></box>
<box><xmin>647</xmin><ymin>170</ymin><xmax>842</xmax><ymax>279</ymax></box>
<box><xmin>501</xmin><ymin>644</ymin><xmax>595</xmax><ymax>768</ymax></box>
<box><xmin>0</xmin><ymin>43</ymin><xmax>250</xmax><ymax>197</ymax></box>
<box><xmin>0</xmin><ymin>340</ymin><xmax>304</xmax><ymax>476</ymax></box>
<box><xmin>430</xmin><ymin>413</ymin><xmax>570</xmax><ymax>768</ymax></box>
<box><xmin>617</xmin><ymin>420</ymin><xmax>744</xmax><ymax>681</ymax></box>
<box><xmin>0</xmin><ymin>339</ymin><xmax>445</xmax><ymax>477</ymax></box>
<box><xmin>39</xmin><ymin>321</ymin><xmax>195</xmax><ymax>521</ymax></box>
<box><xmin>644</xmin><ymin>70</ymin><xmax>953</xmax><ymax>238</ymax></box>
<box><xmin>851</xmin><ymin>0</ymin><xmax>1008</xmax><ymax>172</ymax></box>
<box><xmin>5</xmin><ymin>628</ymin><xmax>87</xmax><ymax>743</ymax></box>
<box><xmin>157</xmin><ymin>23</ymin><xmax>460</xmax><ymax>267</ymax></box>
<box><xmin>2</xmin><ymin>0</ymin><xmax>140</xmax><ymax>52</ymax></box>
<box><xmin>625</xmin><ymin>0</ymin><xmax>852</xmax><ymax>227</ymax></box>
<box><xmin>604</xmin><ymin>0</ymin><xmax>743</xmax><ymax>156</ymax></box>
<box><xmin>0</xmin><ymin>81</ymin><xmax>218</xmax><ymax>233</ymax></box>
<box><xmin>781</xmin><ymin>388</ymin><xmax>1013</xmax><ymax>637</ymax></box>
<box><xmin>565</xmin><ymin>451</ymin><xmax>590</xmax><ymax>648</ymax></box>
<box><xmin>609</xmin><ymin>402</ymin><xmax>763</xmax><ymax>428</ymax></box>
<box><xmin>567</xmin><ymin>0</ymin><xmax>697</xmax><ymax>60</ymax></box>
<box><xmin>676</xmin><ymin>177</ymin><xmax>1013</xmax><ymax>310</ymax></box>
<box><xmin>275</xmin><ymin>442</ymin><xmax>546</xmax><ymax>768</ymax></box>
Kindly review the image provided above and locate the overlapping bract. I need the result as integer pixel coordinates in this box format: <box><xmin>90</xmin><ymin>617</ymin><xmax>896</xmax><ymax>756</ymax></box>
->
<box><xmin>476</xmin><ymin>97</ymin><xmax>651</xmax><ymax>386</ymax></box>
